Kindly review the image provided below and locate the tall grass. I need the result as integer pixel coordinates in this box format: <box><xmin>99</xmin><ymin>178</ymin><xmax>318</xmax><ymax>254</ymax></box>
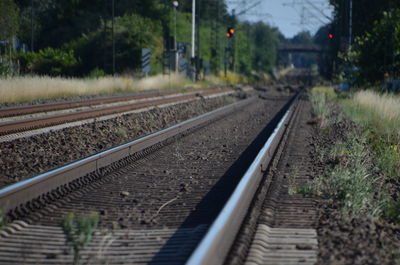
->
<box><xmin>341</xmin><ymin>90</ymin><xmax>400</xmax><ymax>179</ymax></box>
<box><xmin>309</xmin><ymin>86</ymin><xmax>336</xmax><ymax>127</ymax></box>
<box><xmin>0</xmin><ymin>73</ymin><xmax>190</xmax><ymax>104</ymax></box>
<box><xmin>348</xmin><ymin>90</ymin><xmax>400</xmax><ymax>141</ymax></box>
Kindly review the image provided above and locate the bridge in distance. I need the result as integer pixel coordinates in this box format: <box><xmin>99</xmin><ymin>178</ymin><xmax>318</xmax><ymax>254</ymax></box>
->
<box><xmin>277</xmin><ymin>44</ymin><xmax>325</xmax><ymax>53</ymax></box>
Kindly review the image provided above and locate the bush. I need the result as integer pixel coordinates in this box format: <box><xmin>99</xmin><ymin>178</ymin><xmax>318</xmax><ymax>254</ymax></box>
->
<box><xmin>16</xmin><ymin>48</ymin><xmax>79</xmax><ymax>76</ymax></box>
<box><xmin>88</xmin><ymin>67</ymin><xmax>106</xmax><ymax>79</ymax></box>
<box><xmin>0</xmin><ymin>57</ymin><xmax>18</xmax><ymax>77</ymax></box>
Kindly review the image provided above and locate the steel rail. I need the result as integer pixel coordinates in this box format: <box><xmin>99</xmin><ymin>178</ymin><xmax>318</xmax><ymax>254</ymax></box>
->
<box><xmin>0</xmin><ymin>97</ymin><xmax>255</xmax><ymax>214</ymax></box>
<box><xmin>0</xmin><ymin>88</ymin><xmax>235</xmax><ymax>118</ymax></box>
<box><xmin>186</xmin><ymin>92</ymin><xmax>302</xmax><ymax>265</ymax></box>
<box><xmin>0</xmin><ymin>90</ymin><xmax>192</xmax><ymax>118</ymax></box>
<box><xmin>0</xmin><ymin>89</ymin><xmax>234</xmax><ymax>136</ymax></box>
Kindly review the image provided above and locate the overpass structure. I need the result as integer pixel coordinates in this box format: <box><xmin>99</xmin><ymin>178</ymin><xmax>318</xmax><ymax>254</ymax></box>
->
<box><xmin>277</xmin><ymin>44</ymin><xmax>326</xmax><ymax>53</ymax></box>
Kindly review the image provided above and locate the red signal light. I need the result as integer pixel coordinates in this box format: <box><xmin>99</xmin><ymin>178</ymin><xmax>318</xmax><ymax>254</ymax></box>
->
<box><xmin>328</xmin><ymin>33</ymin><xmax>334</xmax><ymax>39</ymax></box>
<box><xmin>226</xmin><ymin>27</ymin><xmax>235</xmax><ymax>38</ymax></box>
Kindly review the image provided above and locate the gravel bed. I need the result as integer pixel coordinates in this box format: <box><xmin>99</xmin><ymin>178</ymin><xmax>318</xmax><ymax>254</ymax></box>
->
<box><xmin>0</xmin><ymin>94</ymin><xmax>241</xmax><ymax>188</ymax></box>
<box><xmin>313</xmin><ymin>104</ymin><xmax>400</xmax><ymax>265</ymax></box>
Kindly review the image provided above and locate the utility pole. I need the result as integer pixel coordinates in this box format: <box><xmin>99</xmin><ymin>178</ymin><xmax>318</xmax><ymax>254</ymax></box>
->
<box><xmin>173</xmin><ymin>1</ymin><xmax>179</xmax><ymax>73</ymax></box>
<box><xmin>348</xmin><ymin>0</ymin><xmax>352</xmax><ymax>47</ymax></box>
<box><xmin>191</xmin><ymin>0</ymin><xmax>196</xmax><ymax>58</ymax></box>
<box><xmin>191</xmin><ymin>0</ymin><xmax>196</xmax><ymax>80</ymax></box>
<box><xmin>112</xmin><ymin>0</ymin><xmax>115</xmax><ymax>76</ymax></box>
<box><xmin>196</xmin><ymin>0</ymin><xmax>201</xmax><ymax>80</ymax></box>
<box><xmin>31</xmin><ymin>0</ymin><xmax>34</xmax><ymax>51</ymax></box>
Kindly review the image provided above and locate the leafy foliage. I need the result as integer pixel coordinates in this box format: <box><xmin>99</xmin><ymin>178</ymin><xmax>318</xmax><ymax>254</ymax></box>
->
<box><xmin>0</xmin><ymin>0</ymin><xmax>19</xmax><ymax>41</ymax></box>
<box><xmin>16</xmin><ymin>48</ymin><xmax>78</xmax><ymax>76</ymax></box>
<box><xmin>329</xmin><ymin>0</ymin><xmax>400</xmax><ymax>84</ymax></box>
<box><xmin>12</xmin><ymin>0</ymin><xmax>282</xmax><ymax>77</ymax></box>
<box><xmin>347</xmin><ymin>9</ymin><xmax>400</xmax><ymax>84</ymax></box>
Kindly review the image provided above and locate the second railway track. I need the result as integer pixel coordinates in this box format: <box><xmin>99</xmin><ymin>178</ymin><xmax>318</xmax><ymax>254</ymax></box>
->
<box><xmin>0</xmin><ymin>87</ymin><xmax>306</xmax><ymax>264</ymax></box>
<box><xmin>0</xmin><ymin>88</ymin><xmax>234</xmax><ymax>136</ymax></box>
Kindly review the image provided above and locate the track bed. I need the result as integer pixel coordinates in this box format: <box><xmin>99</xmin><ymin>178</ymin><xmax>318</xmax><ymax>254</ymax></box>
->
<box><xmin>0</xmin><ymin>91</ymin><xmax>293</xmax><ymax>264</ymax></box>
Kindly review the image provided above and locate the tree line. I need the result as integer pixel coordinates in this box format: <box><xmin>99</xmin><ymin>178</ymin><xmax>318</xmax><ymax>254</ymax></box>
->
<box><xmin>328</xmin><ymin>0</ymin><xmax>400</xmax><ymax>86</ymax></box>
<box><xmin>0</xmin><ymin>0</ymin><xmax>290</xmax><ymax>78</ymax></box>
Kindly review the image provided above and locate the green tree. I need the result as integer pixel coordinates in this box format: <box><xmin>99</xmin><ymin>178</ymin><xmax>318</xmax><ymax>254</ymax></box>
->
<box><xmin>0</xmin><ymin>0</ymin><xmax>19</xmax><ymax>41</ymax></box>
<box><xmin>348</xmin><ymin>9</ymin><xmax>400</xmax><ymax>84</ymax></box>
<box><xmin>329</xmin><ymin>0</ymin><xmax>400</xmax><ymax>83</ymax></box>
<box><xmin>64</xmin><ymin>13</ymin><xmax>164</xmax><ymax>75</ymax></box>
<box><xmin>251</xmin><ymin>22</ymin><xmax>279</xmax><ymax>73</ymax></box>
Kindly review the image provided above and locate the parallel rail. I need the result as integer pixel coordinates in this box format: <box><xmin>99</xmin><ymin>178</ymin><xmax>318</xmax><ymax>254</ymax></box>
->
<box><xmin>0</xmin><ymin>89</ymin><xmax>234</xmax><ymax>136</ymax></box>
<box><xmin>0</xmin><ymin>90</ymin><xmax>184</xmax><ymax>118</ymax></box>
<box><xmin>187</xmin><ymin>91</ymin><xmax>301</xmax><ymax>265</ymax></box>
<box><xmin>0</xmin><ymin>97</ymin><xmax>254</xmax><ymax>214</ymax></box>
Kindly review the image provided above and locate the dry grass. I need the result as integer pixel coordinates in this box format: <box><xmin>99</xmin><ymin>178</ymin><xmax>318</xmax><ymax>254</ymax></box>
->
<box><xmin>135</xmin><ymin>73</ymin><xmax>188</xmax><ymax>91</ymax></box>
<box><xmin>0</xmin><ymin>73</ymin><xmax>190</xmax><ymax>103</ymax></box>
<box><xmin>352</xmin><ymin>90</ymin><xmax>400</xmax><ymax>124</ymax></box>
<box><xmin>309</xmin><ymin>86</ymin><xmax>336</xmax><ymax>128</ymax></box>
<box><xmin>341</xmin><ymin>90</ymin><xmax>400</xmax><ymax>181</ymax></box>
<box><xmin>343</xmin><ymin>90</ymin><xmax>400</xmax><ymax>142</ymax></box>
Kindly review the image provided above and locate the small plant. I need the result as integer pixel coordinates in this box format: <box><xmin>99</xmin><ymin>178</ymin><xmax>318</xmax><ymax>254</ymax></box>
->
<box><xmin>287</xmin><ymin>163</ymin><xmax>315</xmax><ymax>196</ymax></box>
<box><xmin>309</xmin><ymin>86</ymin><xmax>336</xmax><ymax>128</ymax></box>
<box><xmin>0</xmin><ymin>210</ymin><xmax>6</xmax><ymax>229</ymax></box>
<box><xmin>287</xmin><ymin>164</ymin><xmax>300</xmax><ymax>195</ymax></box>
<box><xmin>115</xmin><ymin>128</ymin><xmax>127</xmax><ymax>138</ymax></box>
<box><xmin>62</xmin><ymin>212</ymin><xmax>99</xmax><ymax>265</ymax></box>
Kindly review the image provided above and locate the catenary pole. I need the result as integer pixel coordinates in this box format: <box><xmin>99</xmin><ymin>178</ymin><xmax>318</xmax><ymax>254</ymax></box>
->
<box><xmin>112</xmin><ymin>0</ymin><xmax>115</xmax><ymax>75</ymax></box>
<box><xmin>349</xmin><ymin>0</ymin><xmax>352</xmax><ymax>47</ymax></box>
<box><xmin>192</xmin><ymin>0</ymin><xmax>196</xmax><ymax>58</ymax></box>
<box><xmin>31</xmin><ymin>0</ymin><xmax>34</xmax><ymax>51</ymax></box>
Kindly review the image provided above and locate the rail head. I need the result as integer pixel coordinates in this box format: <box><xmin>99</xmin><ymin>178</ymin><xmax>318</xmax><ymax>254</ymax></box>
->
<box><xmin>186</xmin><ymin>92</ymin><xmax>301</xmax><ymax>265</ymax></box>
<box><xmin>0</xmin><ymin>97</ymin><xmax>255</xmax><ymax>214</ymax></box>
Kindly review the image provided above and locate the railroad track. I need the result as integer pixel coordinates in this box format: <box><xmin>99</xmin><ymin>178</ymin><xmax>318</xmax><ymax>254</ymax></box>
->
<box><xmin>0</xmin><ymin>88</ymin><xmax>313</xmax><ymax>264</ymax></box>
<box><xmin>0</xmin><ymin>89</ymin><xmax>203</xmax><ymax>118</ymax></box>
<box><xmin>0</xmin><ymin>88</ymin><xmax>234</xmax><ymax>136</ymax></box>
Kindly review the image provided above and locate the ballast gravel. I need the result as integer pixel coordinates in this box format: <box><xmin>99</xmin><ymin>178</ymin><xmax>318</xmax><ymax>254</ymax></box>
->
<box><xmin>0</xmin><ymin>95</ymin><xmax>240</xmax><ymax>188</ymax></box>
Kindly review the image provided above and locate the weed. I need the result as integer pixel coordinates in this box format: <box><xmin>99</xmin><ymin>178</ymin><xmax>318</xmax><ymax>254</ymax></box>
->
<box><xmin>292</xmin><ymin>184</ymin><xmax>314</xmax><ymax>196</ymax></box>
<box><xmin>315</xmin><ymin>134</ymin><xmax>391</xmax><ymax>218</ymax></box>
<box><xmin>309</xmin><ymin>86</ymin><xmax>336</xmax><ymax>128</ymax></box>
<box><xmin>287</xmin><ymin>164</ymin><xmax>300</xmax><ymax>195</ymax></box>
<box><xmin>62</xmin><ymin>212</ymin><xmax>99</xmax><ymax>265</ymax></box>
<box><xmin>115</xmin><ymin>128</ymin><xmax>127</xmax><ymax>138</ymax></box>
<box><xmin>93</xmin><ymin>232</ymin><xmax>116</xmax><ymax>263</ymax></box>
<box><xmin>0</xmin><ymin>210</ymin><xmax>6</xmax><ymax>229</ymax></box>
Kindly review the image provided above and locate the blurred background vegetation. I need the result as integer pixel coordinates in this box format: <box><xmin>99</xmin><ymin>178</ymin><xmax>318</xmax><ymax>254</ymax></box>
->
<box><xmin>0</xmin><ymin>0</ymin><xmax>399</xmax><ymax>88</ymax></box>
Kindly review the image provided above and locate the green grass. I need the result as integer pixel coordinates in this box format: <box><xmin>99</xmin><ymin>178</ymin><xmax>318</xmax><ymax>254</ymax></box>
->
<box><xmin>315</xmin><ymin>135</ymin><xmax>389</xmax><ymax>217</ymax></box>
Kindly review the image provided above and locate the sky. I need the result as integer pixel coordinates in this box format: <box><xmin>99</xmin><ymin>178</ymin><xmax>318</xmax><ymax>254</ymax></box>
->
<box><xmin>227</xmin><ymin>0</ymin><xmax>334</xmax><ymax>38</ymax></box>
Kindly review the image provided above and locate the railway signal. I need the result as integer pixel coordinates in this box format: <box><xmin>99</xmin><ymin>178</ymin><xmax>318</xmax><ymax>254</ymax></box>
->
<box><xmin>226</xmin><ymin>27</ymin><xmax>235</xmax><ymax>38</ymax></box>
